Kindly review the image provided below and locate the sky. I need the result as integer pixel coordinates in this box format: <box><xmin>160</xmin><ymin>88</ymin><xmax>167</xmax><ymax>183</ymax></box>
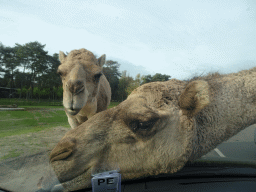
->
<box><xmin>1</xmin><ymin>0</ymin><xmax>256</xmax><ymax>79</ymax></box>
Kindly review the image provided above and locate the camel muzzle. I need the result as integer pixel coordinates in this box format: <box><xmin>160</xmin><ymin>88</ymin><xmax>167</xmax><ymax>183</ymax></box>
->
<box><xmin>66</xmin><ymin>108</ymin><xmax>81</xmax><ymax>116</ymax></box>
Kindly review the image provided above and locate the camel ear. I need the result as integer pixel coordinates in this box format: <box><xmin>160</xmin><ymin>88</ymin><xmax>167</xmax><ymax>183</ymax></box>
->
<box><xmin>97</xmin><ymin>54</ymin><xmax>106</xmax><ymax>67</ymax></box>
<box><xmin>178</xmin><ymin>80</ymin><xmax>210</xmax><ymax>117</ymax></box>
<box><xmin>59</xmin><ymin>51</ymin><xmax>66</xmax><ymax>63</ymax></box>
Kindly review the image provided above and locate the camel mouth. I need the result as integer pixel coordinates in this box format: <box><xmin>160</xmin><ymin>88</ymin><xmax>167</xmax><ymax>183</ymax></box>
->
<box><xmin>57</xmin><ymin>166</ymin><xmax>93</xmax><ymax>191</ymax></box>
<box><xmin>66</xmin><ymin>108</ymin><xmax>81</xmax><ymax>115</ymax></box>
<box><xmin>37</xmin><ymin>166</ymin><xmax>92</xmax><ymax>192</ymax></box>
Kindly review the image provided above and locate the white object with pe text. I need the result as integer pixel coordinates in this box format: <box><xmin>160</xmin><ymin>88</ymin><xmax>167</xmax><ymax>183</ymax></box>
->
<box><xmin>91</xmin><ymin>170</ymin><xmax>121</xmax><ymax>192</ymax></box>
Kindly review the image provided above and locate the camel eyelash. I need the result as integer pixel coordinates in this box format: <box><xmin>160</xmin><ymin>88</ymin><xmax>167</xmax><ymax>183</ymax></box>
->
<box><xmin>129</xmin><ymin>118</ymin><xmax>159</xmax><ymax>132</ymax></box>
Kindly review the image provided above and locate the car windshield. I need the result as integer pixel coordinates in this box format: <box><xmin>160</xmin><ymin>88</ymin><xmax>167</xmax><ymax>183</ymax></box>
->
<box><xmin>0</xmin><ymin>0</ymin><xmax>256</xmax><ymax>192</ymax></box>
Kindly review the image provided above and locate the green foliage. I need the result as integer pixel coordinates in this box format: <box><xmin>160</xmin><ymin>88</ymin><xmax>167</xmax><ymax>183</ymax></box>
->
<box><xmin>0</xmin><ymin>45</ymin><xmax>20</xmax><ymax>91</ymax></box>
<box><xmin>0</xmin><ymin>41</ymin><xmax>62</xmax><ymax>100</ymax></box>
<box><xmin>56</xmin><ymin>86</ymin><xmax>63</xmax><ymax>98</ymax></box>
<box><xmin>102</xmin><ymin>60</ymin><xmax>121</xmax><ymax>101</ymax></box>
<box><xmin>126</xmin><ymin>81</ymin><xmax>140</xmax><ymax>96</ymax></box>
<box><xmin>117</xmin><ymin>71</ymin><xmax>134</xmax><ymax>101</ymax></box>
<box><xmin>0</xmin><ymin>41</ymin><xmax>172</xmax><ymax>102</ymax></box>
<box><xmin>124</xmin><ymin>73</ymin><xmax>171</xmax><ymax>98</ymax></box>
<box><xmin>142</xmin><ymin>74</ymin><xmax>152</xmax><ymax>84</ymax></box>
<box><xmin>125</xmin><ymin>73</ymin><xmax>143</xmax><ymax>96</ymax></box>
<box><xmin>152</xmin><ymin>73</ymin><xmax>171</xmax><ymax>82</ymax></box>
<box><xmin>16</xmin><ymin>87</ymin><xmax>29</xmax><ymax>98</ymax></box>
<box><xmin>33</xmin><ymin>87</ymin><xmax>40</xmax><ymax>99</ymax></box>
<box><xmin>142</xmin><ymin>73</ymin><xmax>171</xmax><ymax>84</ymax></box>
<box><xmin>41</xmin><ymin>88</ymin><xmax>49</xmax><ymax>98</ymax></box>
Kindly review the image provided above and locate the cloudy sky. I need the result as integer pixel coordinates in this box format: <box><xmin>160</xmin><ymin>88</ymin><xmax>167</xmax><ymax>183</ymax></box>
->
<box><xmin>1</xmin><ymin>0</ymin><xmax>256</xmax><ymax>79</ymax></box>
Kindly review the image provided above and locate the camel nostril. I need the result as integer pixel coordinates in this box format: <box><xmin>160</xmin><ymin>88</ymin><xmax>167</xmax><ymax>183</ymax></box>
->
<box><xmin>75</xmin><ymin>86</ymin><xmax>84</xmax><ymax>95</ymax></box>
<box><xmin>50</xmin><ymin>137</ymin><xmax>76</xmax><ymax>163</ymax></box>
<box><xmin>67</xmin><ymin>80</ymin><xmax>84</xmax><ymax>94</ymax></box>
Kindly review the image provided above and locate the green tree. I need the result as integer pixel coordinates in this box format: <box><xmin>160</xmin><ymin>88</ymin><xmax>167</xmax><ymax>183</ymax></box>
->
<box><xmin>0</xmin><ymin>42</ymin><xmax>63</xmax><ymax>100</ymax></box>
<box><xmin>126</xmin><ymin>73</ymin><xmax>144</xmax><ymax>96</ymax></box>
<box><xmin>22</xmin><ymin>41</ymin><xmax>49</xmax><ymax>99</ymax></box>
<box><xmin>15</xmin><ymin>43</ymin><xmax>30</xmax><ymax>73</ymax></box>
<box><xmin>17</xmin><ymin>87</ymin><xmax>28</xmax><ymax>98</ymax></box>
<box><xmin>102</xmin><ymin>60</ymin><xmax>121</xmax><ymax>101</ymax></box>
<box><xmin>15</xmin><ymin>43</ymin><xmax>32</xmax><ymax>98</ymax></box>
<box><xmin>0</xmin><ymin>42</ymin><xmax>7</xmax><ymax>78</ymax></box>
<box><xmin>56</xmin><ymin>86</ymin><xmax>63</xmax><ymax>100</ymax></box>
<box><xmin>151</xmin><ymin>73</ymin><xmax>171</xmax><ymax>82</ymax></box>
<box><xmin>40</xmin><ymin>53</ymin><xmax>62</xmax><ymax>100</ymax></box>
<box><xmin>13</xmin><ymin>71</ymin><xmax>31</xmax><ymax>97</ymax></box>
<box><xmin>41</xmin><ymin>88</ymin><xmax>51</xmax><ymax>100</ymax></box>
<box><xmin>14</xmin><ymin>42</ymin><xmax>59</xmax><ymax>100</ymax></box>
<box><xmin>142</xmin><ymin>74</ymin><xmax>152</xmax><ymax>84</ymax></box>
<box><xmin>118</xmin><ymin>71</ymin><xmax>133</xmax><ymax>101</ymax></box>
<box><xmin>142</xmin><ymin>73</ymin><xmax>171</xmax><ymax>84</ymax></box>
<box><xmin>0</xmin><ymin>45</ymin><xmax>20</xmax><ymax>96</ymax></box>
<box><xmin>33</xmin><ymin>87</ymin><xmax>40</xmax><ymax>101</ymax></box>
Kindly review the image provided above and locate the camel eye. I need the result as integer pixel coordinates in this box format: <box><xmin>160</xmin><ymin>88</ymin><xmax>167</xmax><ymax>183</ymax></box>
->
<box><xmin>57</xmin><ymin>70</ymin><xmax>63</xmax><ymax>76</ymax></box>
<box><xmin>129</xmin><ymin>119</ymin><xmax>158</xmax><ymax>132</ymax></box>
<box><xmin>130</xmin><ymin>120</ymin><xmax>139</xmax><ymax>131</ymax></box>
<box><xmin>94</xmin><ymin>73</ymin><xmax>102</xmax><ymax>82</ymax></box>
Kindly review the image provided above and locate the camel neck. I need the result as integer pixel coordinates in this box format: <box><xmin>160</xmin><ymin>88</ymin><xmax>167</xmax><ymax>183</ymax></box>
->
<box><xmin>190</xmin><ymin>72</ymin><xmax>256</xmax><ymax>160</ymax></box>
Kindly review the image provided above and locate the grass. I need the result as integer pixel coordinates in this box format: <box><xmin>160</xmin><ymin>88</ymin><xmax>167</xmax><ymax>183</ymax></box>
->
<box><xmin>0</xmin><ymin>110</ymin><xmax>70</xmax><ymax>138</ymax></box>
<box><xmin>1</xmin><ymin>149</ymin><xmax>22</xmax><ymax>160</ymax></box>
<box><xmin>20</xmin><ymin>106</ymin><xmax>64</xmax><ymax>108</ymax></box>
<box><xmin>0</xmin><ymin>99</ymin><xmax>120</xmax><ymax>138</ymax></box>
<box><xmin>108</xmin><ymin>101</ymin><xmax>120</xmax><ymax>108</ymax></box>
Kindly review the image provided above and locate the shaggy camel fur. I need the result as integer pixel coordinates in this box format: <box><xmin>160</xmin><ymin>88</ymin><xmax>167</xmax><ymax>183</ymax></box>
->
<box><xmin>39</xmin><ymin>67</ymin><xmax>256</xmax><ymax>191</ymax></box>
<box><xmin>57</xmin><ymin>49</ymin><xmax>111</xmax><ymax>129</ymax></box>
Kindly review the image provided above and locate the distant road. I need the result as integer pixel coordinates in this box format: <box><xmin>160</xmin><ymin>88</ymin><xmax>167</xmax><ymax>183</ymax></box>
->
<box><xmin>203</xmin><ymin>124</ymin><xmax>256</xmax><ymax>160</ymax></box>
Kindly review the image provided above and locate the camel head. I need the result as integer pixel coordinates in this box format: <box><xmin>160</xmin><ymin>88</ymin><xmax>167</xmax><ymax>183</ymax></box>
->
<box><xmin>57</xmin><ymin>49</ymin><xmax>106</xmax><ymax>116</ymax></box>
<box><xmin>39</xmin><ymin>79</ymin><xmax>210</xmax><ymax>191</ymax></box>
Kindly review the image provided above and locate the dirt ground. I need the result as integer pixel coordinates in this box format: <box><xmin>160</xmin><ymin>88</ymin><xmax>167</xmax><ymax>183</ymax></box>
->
<box><xmin>0</xmin><ymin>126</ymin><xmax>70</xmax><ymax>192</ymax></box>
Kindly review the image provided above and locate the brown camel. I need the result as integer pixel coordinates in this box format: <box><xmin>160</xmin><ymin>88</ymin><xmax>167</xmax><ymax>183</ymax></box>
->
<box><xmin>39</xmin><ymin>67</ymin><xmax>256</xmax><ymax>191</ymax></box>
<box><xmin>57</xmin><ymin>48</ymin><xmax>111</xmax><ymax>129</ymax></box>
